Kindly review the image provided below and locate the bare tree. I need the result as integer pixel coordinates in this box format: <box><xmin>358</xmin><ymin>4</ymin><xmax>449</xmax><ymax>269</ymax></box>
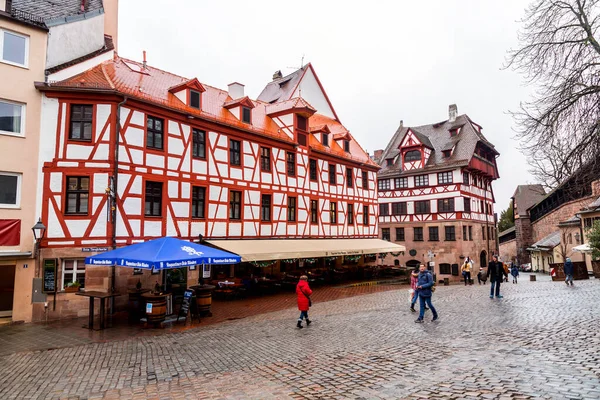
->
<box><xmin>506</xmin><ymin>0</ymin><xmax>600</xmax><ymax>188</ymax></box>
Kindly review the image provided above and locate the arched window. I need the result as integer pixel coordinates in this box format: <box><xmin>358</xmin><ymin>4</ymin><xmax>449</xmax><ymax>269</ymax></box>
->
<box><xmin>404</xmin><ymin>150</ymin><xmax>421</xmax><ymax>162</ymax></box>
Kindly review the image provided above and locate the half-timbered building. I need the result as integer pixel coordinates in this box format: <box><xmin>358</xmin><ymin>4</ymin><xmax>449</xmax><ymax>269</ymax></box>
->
<box><xmin>374</xmin><ymin>105</ymin><xmax>499</xmax><ymax>280</ymax></box>
<box><xmin>33</xmin><ymin>58</ymin><xmax>403</xmax><ymax>319</ymax></box>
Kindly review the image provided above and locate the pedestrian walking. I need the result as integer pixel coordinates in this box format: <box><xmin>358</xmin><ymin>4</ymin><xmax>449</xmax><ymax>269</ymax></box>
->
<box><xmin>510</xmin><ymin>264</ymin><xmax>519</xmax><ymax>284</ymax></box>
<box><xmin>296</xmin><ymin>275</ymin><xmax>313</xmax><ymax>328</ymax></box>
<box><xmin>409</xmin><ymin>268</ymin><xmax>419</xmax><ymax>312</ymax></box>
<box><xmin>461</xmin><ymin>257</ymin><xmax>473</xmax><ymax>286</ymax></box>
<box><xmin>564</xmin><ymin>257</ymin><xmax>574</xmax><ymax>286</ymax></box>
<box><xmin>415</xmin><ymin>264</ymin><xmax>438</xmax><ymax>323</ymax></box>
<box><xmin>487</xmin><ymin>255</ymin><xmax>508</xmax><ymax>299</ymax></box>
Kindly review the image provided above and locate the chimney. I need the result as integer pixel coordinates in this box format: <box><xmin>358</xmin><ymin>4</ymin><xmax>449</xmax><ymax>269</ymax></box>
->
<box><xmin>272</xmin><ymin>70</ymin><xmax>283</xmax><ymax>81</ymax></box>
<box><xmin>399</xmin><ymin>120</ymin><xmax>403</xmax><ymax>129</ymax></box>
<box><xmin>227</xmin><ymin>82</ymin><xmax>245</xmax><ymax>99</ymax></box>
<box><xmin>142</xmin><ymin>50</ymin><xmax>147</xmax><ymax>69</ymax></box>
<box><xmin>449</xmin><ymin>104</ymin><xmax>458</xmax><ymax>122</ymax></box>
<box><xmin>374</xmin><ymin>149</ymin><xmax>384</xmax><ymax>160</ymax></box>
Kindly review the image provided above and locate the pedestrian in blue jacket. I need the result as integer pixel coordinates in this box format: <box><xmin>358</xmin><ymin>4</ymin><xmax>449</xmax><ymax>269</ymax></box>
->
<box><xmin>564</xmin><ymin>258</ymin><xmax>574</xmax><ymax>286</ymax></box>
<box><xmin>415</xmin><ymin>264</ymin><xmax>438</xmax><ymax>323</ymax></box>
<box><xmin>510</xmin><ymin>264</ymin><xmax>519</xmax><ymax>284</ymax></box>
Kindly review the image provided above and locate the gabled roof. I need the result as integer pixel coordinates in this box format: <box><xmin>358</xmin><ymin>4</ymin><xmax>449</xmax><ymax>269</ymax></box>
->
<box><xmin>265</xmin><ymin>97</ymin><xmax>316</xmax><ymax>117</ymax></box>
<box><xmin>558</xmin><ymin>215</ymin><xmax>580</xmax><ymax>227</ymax></box>
<box><xmin>310</xmin><ymin>125</ymin><xmax>331</xmax><ymax>134</ymax></box>
<box><xmin>378</xmin><ymin>115</ymin><xmax>496</xmax><ymax>177</ymax></box>
<box><xmin>12</xmin><ymin>0</ymin><xmax>103</xmax><ymax>25</ymax></box>
<box><xmin>168</xmin><ymin>78</ymin><xmax>206</xmax><ymax>94</ymax></box>
<box><xmin>580</xmin><ymin>195</ymin><xmax>600</xmax><ymax>213</ymax></box>
<box><xmin>402</xmin><ymin>128</ymin><xmax>433</xmax><ymax>149</ymax></box>
<box><xmin>529</xmin><ymin>231</ymin><xmax>561</xmax><ymax>250</ymax></box>
<box><xmin>223</xmin><ymin>96</ymin><xmax>255</xmax><ymax>109</ymax></box>
<box><xmin>512</xmin><ymin>184</ymin><xmax>546</xmax><ymax>217</ymax></box>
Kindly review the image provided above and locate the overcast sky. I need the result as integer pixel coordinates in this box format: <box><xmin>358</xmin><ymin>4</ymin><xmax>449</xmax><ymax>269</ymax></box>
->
<box><xmin>119</xmin><ymin>0</ymin><xmax>535</xmax><ymax>213</ymax></box>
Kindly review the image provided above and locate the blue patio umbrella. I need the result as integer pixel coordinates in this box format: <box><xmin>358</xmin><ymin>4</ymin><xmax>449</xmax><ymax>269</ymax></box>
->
<box><xmin>85</xmin><ymin>237</ymin><xmax>241</xmax><ymax>270</ymax></box>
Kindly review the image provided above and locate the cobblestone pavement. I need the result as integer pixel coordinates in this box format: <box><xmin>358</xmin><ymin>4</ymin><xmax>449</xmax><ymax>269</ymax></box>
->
<box><xmin>1</xmin><ymin>274</ymin><xmax>599</xmax><ymax>399</ymax></box>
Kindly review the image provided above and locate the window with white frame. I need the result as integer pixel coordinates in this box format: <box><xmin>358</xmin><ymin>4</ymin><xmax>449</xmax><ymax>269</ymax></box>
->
<box><xmin>0</xmin><ymin>99</ymin><xmax>25</xmax><ymax>136</ymax></box>
<box><xmin>438</xmin><ymin>171</ymin><xmax>453</xmax><ymax>184</ymax></box>
<box><xmin>62</xmin><ymin>259</ymin><xmax>86</xmax><ymax>289</ymax></box>
<box><xmin>1</xmin><ymin>29</ymin><xmax>29</xmax><ymax>67</ymax></box>
<box><xmin>0</xmin><ymin>172</ymin><xmax>21</xmax><ymax>207</ymax></box>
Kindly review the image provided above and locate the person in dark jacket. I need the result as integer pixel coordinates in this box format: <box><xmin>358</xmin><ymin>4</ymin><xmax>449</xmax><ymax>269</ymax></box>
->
<box><xmin>415</xmin><ymin>264</ymin><xmax>438</xmax><ymax>323</ymax></box>
<box><xmin>564</xmin><ymin>258</ymin><xmax>574</xmax><ymax>286</ymax></box>
<box><xmin>487</xmin><ymin>255</ymin><xmax>508</xmax><ymax>299</ymax></box>
<box><xmin>296</xmin><ymin>275</ymin><xmax>313</xmax><ymax>328</ymax></box>
<box><xmin>510</xmin><ymin>264</ymin><xmax>519</xmax><ymax>284</ymax></box>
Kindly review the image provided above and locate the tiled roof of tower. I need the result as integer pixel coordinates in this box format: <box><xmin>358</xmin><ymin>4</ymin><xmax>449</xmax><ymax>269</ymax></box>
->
<box><xmin>12</xmin><ymin>0</ymin><xmax>103</xmax><ymax>21</ymax></box>
<box><xmin>512</xmin><ymin>184</ymin><xmax>546</xmax><ymax>217</ymax></box>
<box><xmin>39</xmin><ymin>57</ymin><xmax>377</xmax><ymax>167</ymax></box>
<box><xmin>377</xmin><ymin>115</ymin><xmax>497</xmax><ymax>177</ymax></box>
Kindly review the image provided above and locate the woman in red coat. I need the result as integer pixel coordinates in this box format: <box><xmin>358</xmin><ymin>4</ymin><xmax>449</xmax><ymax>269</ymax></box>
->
<box><xmin>296</xmin><ymin>275</ymin><xmax>313</xmax><ymax>329</ymax></box>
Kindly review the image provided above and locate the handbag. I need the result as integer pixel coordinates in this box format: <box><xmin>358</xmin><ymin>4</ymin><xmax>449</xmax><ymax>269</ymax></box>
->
<box><xmin>302</xmin><ymin>290</ymin><xmax>312</xmax><ymax>307</ymax></box>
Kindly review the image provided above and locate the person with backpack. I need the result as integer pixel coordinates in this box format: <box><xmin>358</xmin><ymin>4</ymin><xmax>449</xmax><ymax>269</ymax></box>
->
<box><xmin>510</xmin><ymin>263</ymin><xmax>519</xmax><ymax>284</ymax></box>
<box><xmin>487</xmin><ymin>255</ymin><xmax>508</xmax><ymax>299</ymax></box>
<box><xmin>564</xmin><ymin>258</ymin><xmax>574</xmax><ymax>286</ymax></box>
<box><xmin>415</xmin><ymin>264</ymin><xmax>438</xmax><ymax>323</ymax></box>
<box><xmin>296</xmin><ymin>275</ymin><xmax>313</xmax><ymax>328</ymax></box>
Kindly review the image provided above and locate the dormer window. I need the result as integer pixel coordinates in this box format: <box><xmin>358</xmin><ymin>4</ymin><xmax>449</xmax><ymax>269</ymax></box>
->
<box><xmin>404</xmin><ymin>150</ymin><xmax>421</xmax><ymax>162</ymax></box>
<box><xmin>190</xmin><ymin>90</ymin><xmax>201</xmax><ymax>109</ymax></box>
<box><xmin>242</xmin><ymin>106</ymin><xmax>251</xmax><ymax>124</ymax></box>
<box><xmin>450</xmin><ymin>128</ymin><xmax>459</xmax><ymax>137</ymax></box>
<box><xmin>442</xmin><ymin>150</ymin><xmax>451</xmax><ymax>158</ymax></box>
<box><xmin>322</xmin><ymin>133</ymin><xmax>329</xmax><ymax>147</ymax></box>
<box><xmin>344</xmin><ymin>140</ymin><xmax>350</xmax><ymax>152</ymax></box>
<box><xmin>386</xmin><ymin>158</ymin><xmax>394</xmax><ymax>166</ymax></box>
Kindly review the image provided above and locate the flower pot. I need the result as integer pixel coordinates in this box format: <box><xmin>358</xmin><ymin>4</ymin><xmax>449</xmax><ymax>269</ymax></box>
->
<box><xmin>64</xmin><ymin>286</ymin><xmax>79</xmax><ymax>293</ymax></box>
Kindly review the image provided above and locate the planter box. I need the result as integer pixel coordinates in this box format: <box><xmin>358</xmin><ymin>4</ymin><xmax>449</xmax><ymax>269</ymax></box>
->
<box><xmin>64</xmin><ymin>286</ymin><xmax>80</xmax><ymax>293</ymax></box>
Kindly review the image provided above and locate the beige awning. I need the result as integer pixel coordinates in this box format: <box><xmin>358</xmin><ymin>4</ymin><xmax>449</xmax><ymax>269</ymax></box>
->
<box><xmin>206</xmin><ymin>238</ymin><xmax>406</xmax><ymax>262</ymax></box>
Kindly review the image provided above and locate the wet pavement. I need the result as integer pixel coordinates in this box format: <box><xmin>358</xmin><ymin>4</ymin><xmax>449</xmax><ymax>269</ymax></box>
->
<box><xmin>0</xmin><ymin>273</ymin><xmax>599</xmax><ymax>399</ymax></box>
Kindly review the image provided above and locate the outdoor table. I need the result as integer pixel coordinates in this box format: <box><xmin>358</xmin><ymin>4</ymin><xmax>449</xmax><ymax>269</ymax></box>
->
<box><xmin>76</xmin><ymin>291</ymin><xmax>120</xmax><ymax>330</ymax></box>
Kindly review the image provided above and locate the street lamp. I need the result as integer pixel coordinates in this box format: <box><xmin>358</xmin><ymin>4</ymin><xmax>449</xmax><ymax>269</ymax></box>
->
<box><xmin>31</xmin><ymin>218</ymin><xmax>47</xmax><ymax>257</ymax></box>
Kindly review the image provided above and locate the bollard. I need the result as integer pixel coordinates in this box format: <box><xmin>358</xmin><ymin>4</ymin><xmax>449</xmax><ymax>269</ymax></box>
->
<box><xmin>443</xmin><ymin>278</ymin><xmax>449</xmax><ymax>286</ymax></box>
<box><xmin>530</xmin><ymin>275</ymin><xmax>536</xmax><ymax>281</ymax></box>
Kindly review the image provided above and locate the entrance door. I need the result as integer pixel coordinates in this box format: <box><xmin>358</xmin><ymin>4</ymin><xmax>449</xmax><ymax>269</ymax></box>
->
<box><xmin>480</xmin><ymin>251</ymin><xmax>487</xmax><ymax>269</ymax></box>
<box><xmin>0</xmin><ymin>265</ymin><xmax>15</xmax><ymax>318</ymax></box>
<box><xmin>406</xmin><ymin>260</ymin><xmax>421</xmax><ymax>270</ymax></box>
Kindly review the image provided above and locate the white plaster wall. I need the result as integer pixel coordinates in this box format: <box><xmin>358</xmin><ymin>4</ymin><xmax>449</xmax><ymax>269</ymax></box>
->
<box><xmin>65</xmin><ymin>219</ymin><xmax>89</xmax><ymax>238</ymax></box>
<box><xmin>147</xmin><ymin>154</ymin><xmax>165</xmax><ymax>168</ymax></box>
<box><xmin>66</xmin><ymin>144</ymin><xmax>93</xmax><ymax>159</ymax></box>
<box><xmin>171</xmin><ymin>202</ymin><xmax>188</xmax><ymax>217</ymax></box>
<box><xmin>123</xmin><ymin>198</ymin><xmax>141</xmax><ymax>215</ymax></box>
<box><xmin>174</xmin><ymin>90</ymin><xmax>186</xmax><ymax>105</ymax></box>
<box><xmin>46</xmin><ymin>15</ymin><xmax>105</xmax><ymax>68</ymax></box>
<box><xmin>93</xmin><ymin>173</ymin><xmax>108</xmax><ymax>194</ymax></box>
<box><xmin>293</xmin><ymin>68</ymin><xmax>335</xmax><ymax>119</ymax></box>
<box><xmin>144</xmin><ymin>221</ymin><xmax>162</xmax><ymax>237</ymax></box>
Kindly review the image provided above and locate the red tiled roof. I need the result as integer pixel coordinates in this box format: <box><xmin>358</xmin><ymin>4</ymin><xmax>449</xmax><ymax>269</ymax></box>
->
<box><xmin>223</xmin><ymin>96</ymin><xmax>255</xmax><ymax>109</ymax></box>
<box><xmin>265</xmin><ymin>97</ymin><xmax>316</xmax><ymax>116</ymax></box>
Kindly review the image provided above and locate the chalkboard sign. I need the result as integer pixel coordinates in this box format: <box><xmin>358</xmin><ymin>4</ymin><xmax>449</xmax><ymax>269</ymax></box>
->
<box><xmin>177</xmin><ymin>290</ymin><xmax>194</xmax><ymax>322</ymax></box>
<box><xmin>43</xmin><ymin>259</ymin><xmax>58</xmax><ymax>293</ymax></box>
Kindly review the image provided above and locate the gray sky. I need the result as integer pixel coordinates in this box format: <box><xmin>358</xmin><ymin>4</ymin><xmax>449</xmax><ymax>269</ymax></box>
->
<box><xmin>119</xmin><ymin>0</ymin><xmax>535</xmax><ymax>213</ymax></box>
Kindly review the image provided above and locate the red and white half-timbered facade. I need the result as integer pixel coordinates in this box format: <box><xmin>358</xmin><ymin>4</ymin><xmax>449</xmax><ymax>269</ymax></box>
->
<box><xmin>374</xmin><ymin>105</ymin><xmax>500</xmax><ymax>280</ymax></box>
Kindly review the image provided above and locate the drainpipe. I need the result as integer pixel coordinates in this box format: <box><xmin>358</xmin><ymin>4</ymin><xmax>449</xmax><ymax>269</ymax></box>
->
<box><xmin>110</xmin><ymin>97</ymin><xmax>127</xmax><ymax>301</ymax></box>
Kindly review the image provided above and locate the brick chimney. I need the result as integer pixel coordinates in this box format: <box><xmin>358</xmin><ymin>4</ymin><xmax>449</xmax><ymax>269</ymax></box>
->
<box><xmin>374</xmin><ymin>149</ymin><xmax>384</xmax><ymax>160</ymax></box>
<box><xmin>272</xmin><ymin>70</ymin><xmax>283</xmax><ymax>80</ymax></box>
<box><xmin>449</xmin><ymin>104</ymin><xmax>458</xmax><ymax>122</ymax></box>
<box><xmin>227</xmin><ymin>82</ymin><xmax>245</xmax><ymax>99</ymax></box>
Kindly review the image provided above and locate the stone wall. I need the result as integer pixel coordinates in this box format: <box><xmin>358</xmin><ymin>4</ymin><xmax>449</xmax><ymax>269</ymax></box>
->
<box><xmin>499</xmin><ymin>238</ymin><xmax>517</xmax><ymax>264</ymax></box>
<box><xmin>514</xmin><ymin>217</ymin><xmax>533</xmax><ymax>265</ymax></box>
<box><xmin>531</xmin><ymin>196</ymin><xmax>595</xmax><ymax>243</ymax></box>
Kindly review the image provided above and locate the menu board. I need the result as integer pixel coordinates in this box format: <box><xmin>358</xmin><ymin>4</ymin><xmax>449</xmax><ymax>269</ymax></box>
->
<box><xmin>177</xmin><ymin>290</ymin><xmax>194</xmax><ymax>322</ymax></box>
<box><xmin>43</xmin><ymin>259</ymin><xmax>58</xmax><ymax>293</ymax></box>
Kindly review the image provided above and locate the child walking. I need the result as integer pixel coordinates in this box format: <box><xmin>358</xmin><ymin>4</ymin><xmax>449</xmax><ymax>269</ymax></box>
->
<box><xmin>510</xmin><ymin>264</ymin><xmax>519</xmax><ymax>284</ymax></box>
<box><xmin>410</xmin><ymin>268</ymin><xmax>419</xmax><ymax>312</ymax></box>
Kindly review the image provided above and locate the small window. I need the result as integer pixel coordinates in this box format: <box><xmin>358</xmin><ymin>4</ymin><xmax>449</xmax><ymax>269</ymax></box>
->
<box><xmin>146</xmin><ymin>116</ymin><xmax>164</xmax><ymax>150</ymax></box>
<box><xmin>445</xmin><ymin>226</ymin><xmax>456</xmax><ymax>241</ymax></box>
<box><xmin>363</xmin><ymin>205</ymin><xmax>369</xmax><ymax>226</ymax></box>
<box><xmin>261</xmin><ymin>194</ymin><xmax>272</xmax><ymax>222</ymax></box>
<box><xmin>394</xmin><ymin>177</ymin><xmax>408</xmax><ymax>189</ymax></box>
<box><xmin>69</xmin><ymin>104</ymin><xmax>93</xmax><ymax>141</ymax></box>
<box><xmin>0</xmin><ymin>100</ymin><xmax>25</xmax><ymax>136</ymax></box>
<box><xmin>362</xmin><ymin>171</ymin><xmax>369</xmax><ymax>190</ymax></box>
<box><xmin>296</xmin><ymin>115</ymin><xmax>307</xmax><ymax>131</ymax></box>
<box><xmin>297</xmin><ymin>132</ymin><xmax>307</xmax><ymax>146</ymax></box>
<box><xmin>414</xmin><ymin>227</ymin><xmax>424</xmax><ymax>241</ymax></box>
<box><xmin>62</xmin><ymin>259</ymin><xmax>86</xmax><ymax>290</ymax></box>
<box><xmin>386</xmin><ymin>158</ymin><xmax>394</xmax><ymax>166</ymax></box>
<box><xmin>346</xmin><ymin>167</ymin><xmax>353</xmax><ymax>188</ymax></box>
<box><xmin>438</xmin><ymin>198</ymin><xmax>455</xmax><ymax>213</ymax></box>
<box><xmin>468</xmin><ymin>226</ymin><xmax>473</xmax><ymax>241</ymax></box>
<box><xmin>1</xmin><ymin>30</ymin><xmax>28</xmax><ymax>67</ymax></box>
<box><xmin>482</xmin><ymin>226</ymin><xmax>486</xmax><ymax>240</ymax></box>
<box><xmin>463</xmin><ymin>226</ymin><xmax>467</xmax><ymax>241</ymax></box>
<box><xmin>396</xmin><ymin>227</ymin><xmax>405</xmax><ymax>241</ymax></box>
<box><xmin>429</xmin><ymin>227</ymin><xmax>439</xmax><ymax>241</ymax></box>
<box><xmin>378</xmin><ymin>179</ymin><xmax>391</xmax><ymax>191</ymax></box>
<box><xmin>438</xmin><ymin>171</ymin><xmax>453</xmax><ymax>184</ymax></box>
<box><xmin>190</xmin><ymin>90</ymin><xmax>201</xmax><ymax>109</ymax></box>
<box><xmin>414</xmin><ymin>174</ymin><xmax>429</xmax><ymax>187</ymax></box>
<box><xmin>344</xmin><ymin>140</ymin><xmax>350</xmax><ymax>152</ymax></box>
<box><xmin>379</xmin><ymin>203</ymin><xmax>389</xmax><ymax>216</ymax></box>
<box><xmin>382</xmin><ymin>228</ymin><xmax>390</xmax><ymax>241</ymax></box>
<box><xmin>230</xmin><ymin>140</ymin><xmax>241</xmax><ymax>166</ymax></box>
<box><xmin>192</xmin><ymin>129</ymin><xmax>206</xmax><ymax>159</ymax></box>
<box><xmin>66</xmin><ymin>176</ymin><xmax>90</xmax><ymax>215</ymax></box>
<box><xmin>404</xmin><ymin>150</ymin><xmax>421</xmax><ymax>162</ymax></box>
<box><xmin>463</xmin><ymin>197</ymin><xmax>471</xmax><ymax>213</ymax></box>
<box><xmin>414</xmin><ymin>200</ymin><xmax>430</xmax><ymax>214</ymax></box>
<box><xmin>191</xmin><ymin>186</ymin><xmax>206</xmax><ymax>219</ymax></box>
<box><xmin>391</xmin><ymin>202</ymin><xmax>407</xmax><ymax>215</ymax></box>
<box><xmin>463</xmin><ymin>171</ymin><xmax>470</xmax><ymax>185</ymax></box>
<box><xmin>330</xmin><ymin>201</ymin><xmax>337</xmax><ymax>224</ymax></box>
<box><xmin>348</xmin><ymin>204</ymin><xmax>354</xmax><ymax>224</ymax></box>
<box><xmin>260</xmin><ymin>147</ymin><xmax>271</xmax><ymax>172</ymax></box>
<box><xmin>287</xmin><ymin>196</ymin><xmax>296</xmax><ymax>222</ymax></box>
<box><xmin>242</xmin><ymin>106</ymin><xmax>251</xmax><ymax>123</ymax></box>
<box><xmin>229</xmin><ymin>190</ymin><xmax>242</xmax><ymax>220</ymax></box>
<box><xmin>287</xmin><ymin>152</ymin><xmax>296</xmax><ymax>176</ymax></box>
<box><xmin>145</xmin><ymin>181</ymin><xmax>162</xmax><ymax>216</ymax></box>
<box><xmin>309</xmin><ymin>159</ymin><xmax>318</xmax><ymax>181</ymax></box>
<box><xmin>0</xmin><ymin>172</ymin><xmax>21</xmax><ymax>207</ymax></box>
<box><xmin>329</xmin><ymin>163</ymin><xmax>336</xmax><ymax>184</ymax></box>
<box><xmin>439</xmin><ymin>263</ymin><xmax>451</xmax><ymax>274</ymax></box>
<box><xmin>449</xmin><ymin>128</ymin><xmax>459</xmax><ymax>137</ymax></box>
<box><xmin>322</xmin><ymin>133</ymin><xmax>329</xmax><ymax>147</ymax></box>
<box><xmin>442</xmin><ymin>150</ymin><xmax>451</xmax><ymax>158</ymax></box>
<box><xmin>310</xmin><ymin>200</ymin><xmax>318</xmax><ymax>224</ymax></box>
